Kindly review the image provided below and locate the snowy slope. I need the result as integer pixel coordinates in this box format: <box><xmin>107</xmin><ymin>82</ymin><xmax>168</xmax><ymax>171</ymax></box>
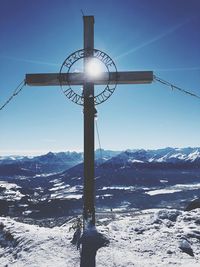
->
<box><xmin>103</xmin><ymin>147</ymin><xmax>200</xmax><ymax>166</ymax></box>
<box><xmin>0</xmin><ymin>216</ymin><xmax>79</xmax><ymax>267</ymax></box>
<box><xmin>0</xmin><ymin>208</ymin><xmax>200</xmax><ymax>266</ymax></box>
<box><xmin>97</xmin><ymin>209</ymin><xmax>200</xmax><ymax>267</ymax></box>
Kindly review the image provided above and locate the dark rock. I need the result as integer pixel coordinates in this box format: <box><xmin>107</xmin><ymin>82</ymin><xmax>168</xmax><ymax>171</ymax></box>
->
<box><xmin>179</xmin><ymin>239</ymin><xmax>194</xmax><ymax>257</ymax></box>
<box><xmin>185</xmin><ymin>198</ymin><xmax>200</xmax><ymax>211</ymax></box>
<box><xmin>167</xmin><ymin>249</ymin><xmax>173</xmax><ymax>254</ymax></box>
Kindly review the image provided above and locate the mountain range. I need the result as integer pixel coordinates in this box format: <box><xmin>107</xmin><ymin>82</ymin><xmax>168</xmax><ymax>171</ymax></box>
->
<box><xmin>0</xmin><ymin>147</ymin><xmax>200</xmax><ymax>219</ymax></box>
<box><xmin>1</xmin><ymin>147</ymin><xmax>200</xmax><ymax>175</ymax></box>
<box><xmin>0</xmin><ymin>151</ymin><xmax>83</xmax><ymax>175</ymax></box>
<box><xmin>103</xmin><ymin>147</ymin><xmax>200</xmax><ymax>166</ymax></box>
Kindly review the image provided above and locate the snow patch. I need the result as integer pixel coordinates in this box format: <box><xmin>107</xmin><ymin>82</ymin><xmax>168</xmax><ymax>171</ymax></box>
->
<box><xmin>0</xmin><ymin>181</ymin><xmax>24</xmax><ymax>201</ymax></box>
<box><xmin>146</xmin><ymin>188</ymin><xmax>182</xmax><ymax>196</ymax></box>
<box><xmin>101</xmin><ymin>186</ymin><xmax>135</xmax><ymax>191</ymax></box>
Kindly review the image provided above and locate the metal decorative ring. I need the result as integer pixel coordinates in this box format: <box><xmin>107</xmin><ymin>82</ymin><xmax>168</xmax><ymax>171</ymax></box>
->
<box><xmin>59</xmin><ymin>49</ymin><xmax>118</xmax><ymax>105</ymax></box>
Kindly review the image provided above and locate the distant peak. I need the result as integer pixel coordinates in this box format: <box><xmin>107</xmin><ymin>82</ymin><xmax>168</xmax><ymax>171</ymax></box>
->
<box><xmin>45</xmin><ymin>152</ymin><xmax>55</xmax><ymax>157</ymax></box>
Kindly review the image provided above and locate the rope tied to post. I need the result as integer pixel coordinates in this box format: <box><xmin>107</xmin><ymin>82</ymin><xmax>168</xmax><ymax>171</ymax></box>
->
<box><xmin>0</xmin><ymin>80</ymin><xmax>26</xmax><ymax>111</ymax></box>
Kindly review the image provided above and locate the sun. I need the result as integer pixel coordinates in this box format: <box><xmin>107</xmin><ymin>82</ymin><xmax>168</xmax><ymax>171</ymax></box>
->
<box><xmin>85</xmin><ymin>58</ymin><xmax>103</xmax><ymax>78</ymax></box>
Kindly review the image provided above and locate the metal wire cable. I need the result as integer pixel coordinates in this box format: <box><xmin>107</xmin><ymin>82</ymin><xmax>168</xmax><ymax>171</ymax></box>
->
<box><xmin>95</xmin><ymin>119</ymin><xmax>103</xmax><ymax>163</ymax></box>
<box><xmin>154</xmin><ymin>75</ymin><xmax>200</xmax><ymax>100</ymax></box>
<box><xmin>0</xmin><ymin>80</ymin><xmax>26</xmax><ymax>111</ymax></box>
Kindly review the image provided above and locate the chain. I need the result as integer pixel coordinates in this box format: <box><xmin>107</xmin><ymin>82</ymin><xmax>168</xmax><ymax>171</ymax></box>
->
<box><xmin>0</xmin><ymin>80</ymin><xmax>26</xmax><ymax>111</ymax></box>
<box><xmin>154</xmin><ymin>75</ymin><xmax>200</xmax><ymax>100</ymax></box>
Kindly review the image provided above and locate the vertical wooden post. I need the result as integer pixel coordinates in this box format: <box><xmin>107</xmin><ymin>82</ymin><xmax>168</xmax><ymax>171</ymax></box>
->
<box><xmin>81</xmin><ymin>16</ymin><xmax>109</xmax><ymax>267</ymax></box>
<box><xmin>83</xmin><ymin>16</ymin><xmax>95</xmax><ymax>227</ymax></box>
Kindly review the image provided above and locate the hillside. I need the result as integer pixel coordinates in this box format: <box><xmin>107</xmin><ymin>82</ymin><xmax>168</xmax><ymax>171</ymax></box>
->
<box><xmin>0</xmin><ymin>209</ymin><xmax>200</xmax><ymax>266</ymax></box>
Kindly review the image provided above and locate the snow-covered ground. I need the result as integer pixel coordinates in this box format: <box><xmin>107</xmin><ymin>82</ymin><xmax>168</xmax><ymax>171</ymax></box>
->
<box><xmin>96</xmin><ymin>209</ymin><xmax>200</xmax><ymax>267</ymax></box>
<box><xmin>145</xmin><ymin>183</ymin><xmax>200</xmax><ymax>196</ymax></box>
<box><xmin>0</xmin><ymin>217</ymin><xmax>79</xmax><ymax>267</ymax></box>
<box><xmin>0</xmin><ymin>181</ymin><xmax>24</xmax><ymax>201</ymax></box>
<box><xmin>0</xmin><ymin>208</ymin><xmax>200</xmax><ymax>266</ymax></box>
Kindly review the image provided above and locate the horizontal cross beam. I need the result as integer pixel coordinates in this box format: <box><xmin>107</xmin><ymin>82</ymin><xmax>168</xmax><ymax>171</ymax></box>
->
<box><xmin>25</xmin><ymin>71</ymin><xmax>153</xmax><ymax>86</ymax></box>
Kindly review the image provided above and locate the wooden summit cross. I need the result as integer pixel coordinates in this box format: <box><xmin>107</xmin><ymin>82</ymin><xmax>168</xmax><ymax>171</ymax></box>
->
<box><xmin>25</xmin><ymin>16</ymin><xmax>153</xmax><ymax>229</ymax></box>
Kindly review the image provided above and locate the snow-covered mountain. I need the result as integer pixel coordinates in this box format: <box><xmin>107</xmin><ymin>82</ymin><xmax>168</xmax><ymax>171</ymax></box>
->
<box><xmin>0</xmin><ymin>147</ymin><xmax>200</xmax><ymax>219</ymax></box>
<box><xmin>1</xmin><ymin>148</ymin><xmax>200</xmax><ymax>266</ymax></box>
<box><xmin>1</xmin><ymin>147</ymin><xmax>200</xmax><ymax>175</ymax></box>
<box><xmin>0</xmin><ymin>149</ymin><xmax>121</xmax><ymax>174</ymax></box>
<box><xmin>0</xmin><ymin>208</ymin><xmax>200</xmax><ymax>266</ymax></box>
<box><xmin>103</xmin><ymin>147</ymin><xmax>200</xmax><ymax>167</ymax></box>
<box><xmin>0</xmin><ymin>155</ymin><xmax>29</xmax><ymax>163</ymax></box>
<box><xmin>0</xmin><ymin>151</ymin><xmax>83</xmax><ymax>174</ymax></box>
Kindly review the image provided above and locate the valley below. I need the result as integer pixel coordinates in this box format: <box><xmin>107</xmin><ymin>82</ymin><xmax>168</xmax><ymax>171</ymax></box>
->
<box><xmin>0</xmin><ymin>147</ymin><xmax>200</xmax><ymax>266</ymax></box>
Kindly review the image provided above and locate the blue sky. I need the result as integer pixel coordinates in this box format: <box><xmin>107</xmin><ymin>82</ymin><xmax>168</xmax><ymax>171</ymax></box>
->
<box><xmin>1</xmin><ymin>0</ymin><xmax>200</xmax><ymax>155</ymax></box>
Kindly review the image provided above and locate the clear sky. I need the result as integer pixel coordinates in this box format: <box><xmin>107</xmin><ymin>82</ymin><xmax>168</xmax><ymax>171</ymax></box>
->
<box><xmin>1</xmin><ymin>0</ymin><xmax>200</xmax><ymax>156</ymax></box>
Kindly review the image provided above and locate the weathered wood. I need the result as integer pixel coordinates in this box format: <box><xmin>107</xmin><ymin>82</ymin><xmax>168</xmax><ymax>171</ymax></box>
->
<box><xmin>81</xmin><ymin>15</ymin><xmax>96</xmax><ymax>267</ymax></box>
<box><xmin>83</xmin><ymin>15</ymin><xmax>95</xmax><ymax>230</ymax></box>
<box><xmin>25</xmin><ymin>71</ymin><xmax>153</xmax><ymax>86</ymax></box>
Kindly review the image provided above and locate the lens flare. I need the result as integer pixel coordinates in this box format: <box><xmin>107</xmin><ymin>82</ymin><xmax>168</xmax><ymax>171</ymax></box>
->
<box><xmin>85</xmin><ymin>58</ymin><xmax>103</xmax><ymax>78</ymax></box>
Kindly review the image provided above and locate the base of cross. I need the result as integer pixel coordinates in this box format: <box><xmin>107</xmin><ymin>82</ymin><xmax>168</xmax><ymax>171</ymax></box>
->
<box><xmin>79</xmin><ymin>223</ymin><xmax>109</xmax><ymax>267</ymax></box>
